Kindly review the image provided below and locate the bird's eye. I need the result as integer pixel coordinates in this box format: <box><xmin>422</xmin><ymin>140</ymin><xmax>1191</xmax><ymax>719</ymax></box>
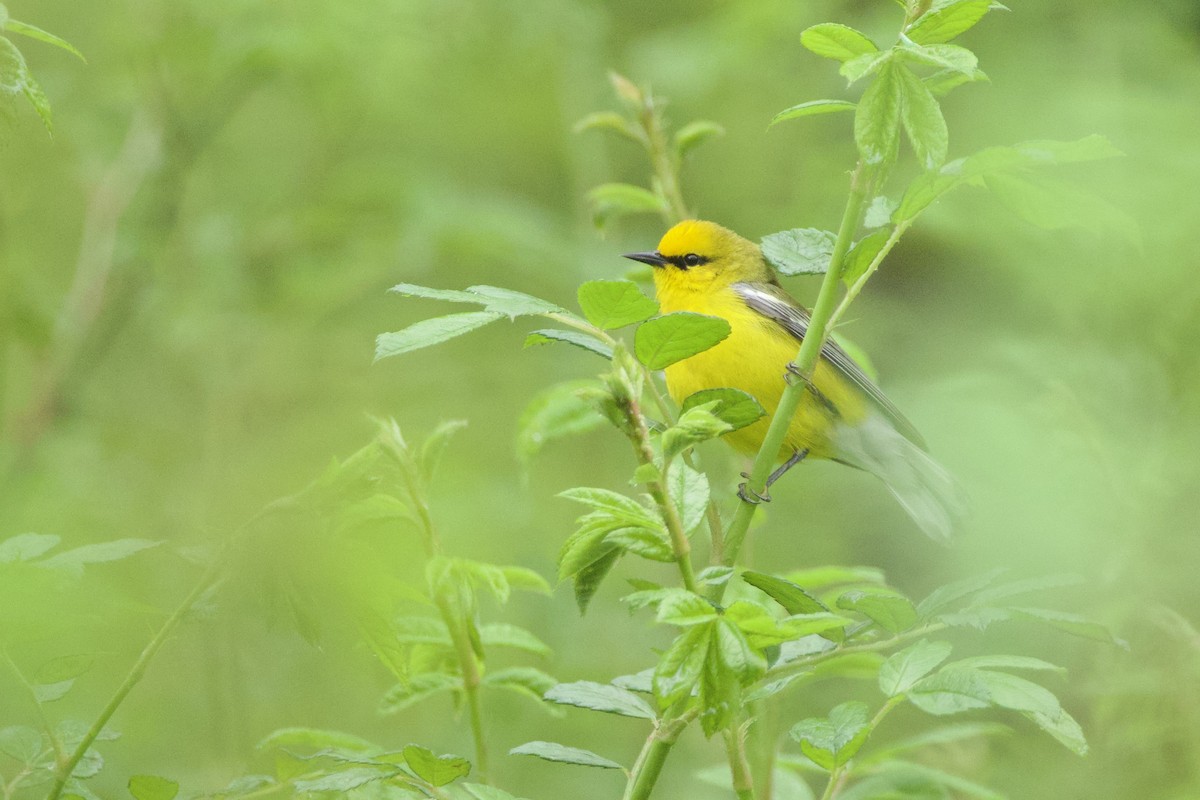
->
<box><xmin>683</xmin><ymin>253</ymin><xmax>702</xmax><ymax>267</ymax></box>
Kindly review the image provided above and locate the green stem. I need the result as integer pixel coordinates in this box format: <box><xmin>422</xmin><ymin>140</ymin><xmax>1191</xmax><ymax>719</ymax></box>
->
<box><xmin>1</xmin><ymin>651</ymin><xmax>65</xmax><ymax>767</ymax></box>
<box><xmin>825</xmin><ymin>220</ymin><xmax>912</xmax><ymax>333</ymax></box>
<box><xmin>723</xmin><ymin>721</ymin><xmax>756</xmax><ymax>800</ymax></box>
<box><xmin>44</xmin><ymin>541</ymin><xmax>233</xmax><ymax>800</ymax></box>
<box><xmin>759</xmin><ymin>623</ymin><xmax>947</xmax><ymax>685</ymax></box>
<box><xmin>623</xmin><ymin>712</ymin><xmax>692</xmax><ymax>800</ymax></box>
<box><xmin>819</xmin><ymin>695</ymin><xmax>903</xmax><ymax>800</ymax></box>
<box><xmin>641</xmin><ymin>98</ymin><xmax>689</xmax><ymax>223</ymax></box>
<box><xmin>720</xmin><ymin>163</ymin><xmax>873</xmax><ymax>571</ymax></box>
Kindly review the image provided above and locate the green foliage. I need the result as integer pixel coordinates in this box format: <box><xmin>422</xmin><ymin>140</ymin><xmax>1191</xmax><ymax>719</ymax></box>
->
<box><xmin>0</xmin><ymin>5</ymin><xmax>84</xmax><ymax>134</ymax></box>
<box><xmin>633</xmin><ymin>313</ymin><xmax>731</xmax><ymax>370</ymax></box>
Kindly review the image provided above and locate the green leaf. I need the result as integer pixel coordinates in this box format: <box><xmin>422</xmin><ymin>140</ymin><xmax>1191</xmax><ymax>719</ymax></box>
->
<box><xmin>634</xmin><ymin>313</ymin><xmax>731</xmax><ymax>370</ymax></box>
<box><xmin>6</xmin><ymin>19</ymin><xmax>85</xmax><ymax>60</ymax></box>
<box><xmin>855</xmin><ymin>61</ymin><xmax>903</xmax><ymax>166</ymax></box>
<box><xmin>840</xmin><ymin>51</ymin><xmax>893</xmax><ymax>84</ymax></box>
<box><xmin>661</xmin><ymin>404</ymin><xmax>732</xmax><ymax>462</ymax></box>
<box><xmin>258</xmin><ymin>727</ymin><xmax>377</xmax><ymax>753</ymax></box>
<box><xmin>39</xmin><ymin>539</ymin><xmax>159</xmax><ymax>573</ymax></box>
<box><xmin>1025</xmin><ymin>707</ymin><xmax>1088</xmax><ymax>756</ymax></box>
<box><xmin>484</xmin><ymin>667</ymin><xmax>559</xmax><ymax>704</ymax></box>
<box><xmin>947</xmin><ymin>655</ymin><xmax>1066</xmax><ymax>674</ymax></box>
<box><xmin>860</xmin><ymin>762</ymin><xmax>1005</xmax><ymax>800</ymax></box>
<box><xmin>841</xmin><ymin>230</ymin><xmax>891</xmax><ymax>287</ymax></box>
<box><xmin>388</xmin><ymin>283</ymin><xmax>564</xmax><ymax>319</ymax></box>
<box><xmin>916</xmin><ymin>569</ymin><xmax>1005</xmax><ymax>617</ymax></box>
<box><xmin>879</xmin><ymin>640</ymin><xmax>953</xmax><ymax>696</ymax></box>
<box><xmin>577</xmin><ymin>280</ymin><xmax>659</xmax><ymax>330</ymax></box>
<box><xmin>724</xmin><ymin>601</ymin><xmax>812</xmax><ymax>648</ymax></box>
<box><xmin>128</xmin><ymin>775</ymin><xmax>179</xmax><ymax>800</ymax></box>
<box><xmin>0</xmin><ymin>37</ymin><xmax>52</xmax><ymax>133</ymax></box>
<box><xmin>0</xmin><ymin>726</ymin><xmax>43</xmax><ymax>763</ymax></box>
<box><xmin>559</xmin><ymin>487</ymin><xmax>661</xmax><ymax>527</ymax></box>
<box><xmin>907</xmin><ymin>0</ymin><xmax>994</xmax><ymax>44</ymax></box>
<box><xmin>401</xmin><ymin>745</ymin><xmax>471</xmax><ymax>786</ymax></box>
<box><xmin>970</xmin><ymin>573</ymin><xmax>1081</xmax><ymax>605</ymax></box>
<box><xmin>379</xmin><ymin>673</ymin><xmax>462</xmax><ymax>714</ymax></box>
<box><xmin>667</xmin><ymin>461</ymin><xmax>710</xmax><ymax>534</ymax></box>
<box><xmin>1008</xmin><ymin>607</ymin><xmax>1128</xmax><ymax>649</ymax></box>
<box><xmin>392</xmin><ymin>616</ymin><xmax>453</xmax><ymax>646</ymax></box>
<box><xmin>866</xmin><ymin>722</ymin><xmax>1010</xmax><ymax>762</ymax></box>
<box><xmin>770</xmin><ymin>100</ymin><xmax>856</xmax><ymax>128</ymax></box>
<box><xmin>698</xmin><ymin>566</ymin><xmax>734</xmax><ymax>587</ymax></box>
<box><xmin>654</xmin><ymin>623</ymin><xmax>712</xmax><ymax>707</ymax></box>
<box><xmin>715</xmin><ymin>617</ymin><xmax>766</xmax><ymax>682</ymax></box>
<box><xmin>480</xmin><ymin>623</ymin><xmax>552</xmax><ymax>657</ymax></box>
<box><xmin>787</xmin><ymin>565</ymin><xmax>887</xmax><ymax>589</ymax></box>
<box><xmin>605</xmin><ymin>526</ymin><xmax>673</xmax><ymax>562</ymax></box>
<box><xmin>509</xmin><ymin>741</ymin><xmax>623</xmax><ymax>770</ymax></box>
<box><xmin>0</xmin><ymin>532</ymin><xmax>60</xmax><ymax>563</ymax></box>
<box><xmin>897</xmin><ymin>43</ymin><xmax>979</xmax><ymax>75</ymax></box>
<box><xmin>801</xmin><ymin>23</ymin><xmax>878</xmax><ymax>61</ymax></box>
<box><xmin>984</xmin><ymin>172</ymin><xmax>1140</xmax><ymax>243</ymax></box>
<box><xmin>573</xmin><ymin>548</ymin><xmax>620</xmax><ymax>613</ymax></box>
<box><xmin>896</xmin><ymin>64</ymin><xmax>948</xmax><ymax>169</ymax></box>
<box><xmin>419</xmin><ymin>419</ymin><xmax>467</xmax><ymax>484</ymax></box>
<box><xmin>837</xmin><ymin>590</ymin><xmax>917</xmax><ymax>633</ymax></box>
<box><xmin>656</xmin><ymin>589</ymin><xmax>719</xmax><ymax>626</ymax></box>
<box><xmin>544</xmin><ymin>681</ymin><xmax>657</xmax><ymax>719</ymax></box>
<box><xmin>587</xmin><ymin>183</ymin><xmax>667</xmax><ymax>228</ymax></box>
<box><xmin>680</xmin><ymin>388</ymin><xmax>766</xmax><ymax>432</ymax></box>
<box><xmin>293</xmin><ymin>769</ymin><xmax>391</xmax><ymax>793</ymax></box>
<box><xmin>517</xmin><ymin>381</ymin><xmax>605</xmax><ymax>464</ymax></box>
<box><xmin>908</xmin><ymin>669</ymin><xmax>992</xmax><ymax>715</ymax></box>
<box><xmin>526</xmin><ymin>329</ymin><xmax>615</xmax><ymax>360</ymax></box>
<box><xmin>761</xmin><ymin>228</ymin><xmax>837</xmax><ymax>276</ymax></box>
<box><xmin>375</xmin><ymin>311</ymin><xmax>504</xmax><ymax>361</ymax></box>
<box><xmin>789</xmin><ymin>701</ymin><xmax>871</xmax><ymax>770</ymax></box>
<box><xmin>674</xmin><ymin>120</ymin><xmax>725</xmax><ymax>158</ymax></box>
<box><xmin>574</xmin><ymin>111</ymin><xmax>642</xmax><ymax>143</ymax></box>
<box><xmin>741</xmin><ymin>571</ymin><xmax>828</xmax><ymax>615</ymax></box>
<box><xmin>501</xmin><ymin>566</ymin><xmax>552</xmax><ymax>595</ymax></box>
<box><xmin>924</xmin><ymin>66</ymin><xmax>989</xmax><ymax>96</ymax></box>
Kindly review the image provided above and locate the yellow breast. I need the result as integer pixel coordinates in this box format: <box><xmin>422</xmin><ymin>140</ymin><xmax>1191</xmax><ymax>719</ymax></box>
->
<box><xmin>657</xmin><ymin>284</ymin><xmax>867</xmax><ymax>461</ymax></box>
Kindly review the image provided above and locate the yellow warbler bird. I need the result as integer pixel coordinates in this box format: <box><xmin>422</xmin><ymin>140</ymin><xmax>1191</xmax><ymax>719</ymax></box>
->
<box><xmin>625</xmin><ymin>219</ymin><xmax>963</xmax><ymax>540</ymax></box>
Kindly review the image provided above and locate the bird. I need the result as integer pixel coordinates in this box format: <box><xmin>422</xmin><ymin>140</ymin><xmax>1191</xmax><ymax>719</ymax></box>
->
<box><xmin>624</xmin><ymin>219</ymin><xmax>964</xmax><ymax>540</ymax></box>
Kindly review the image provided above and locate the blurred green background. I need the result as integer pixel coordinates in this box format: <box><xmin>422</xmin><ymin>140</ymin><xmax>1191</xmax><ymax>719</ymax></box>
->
<box><xmin>3</xmin><ymin>0</ymin><xmax>1200</xmax><ymax>797</ymax></box>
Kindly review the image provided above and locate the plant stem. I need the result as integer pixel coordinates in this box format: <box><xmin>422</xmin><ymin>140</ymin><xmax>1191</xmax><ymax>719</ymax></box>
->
<box><xmin>758</xmin><ymin>623</ymin><xmax>947</xmax><ymax>685</ymax></box>
<box><xmin>818</xmin><ymin>695</ymin><xmax>903</xmax><ymax>800</ymax></box>
<box><xmin>720</xmin><ymin>163</ymin><xmax>873</xmax><ymax>570</ymax></box>
<box><xmin>641</xmin><ymin>96</ymin><xmax>689</xmax><ymax>223</ymax></box>
<box><xmin>623</xmin><ymin>713</ymin><xmax>692</xmax><ymax>800</ymax></box>
<box><xmin>825</xmin><ymin>220</ymin><xmax>912</xmax><ymax>333</ymax></box>
<box><xmin>724</xmin><ymin>721</ymin><xmax>756</xmax><ymax>800</ymax></box>
<box><xmin>43</xmin><ymin>541</ymin><xmax>232</xmax><ymax>800</ymax></box>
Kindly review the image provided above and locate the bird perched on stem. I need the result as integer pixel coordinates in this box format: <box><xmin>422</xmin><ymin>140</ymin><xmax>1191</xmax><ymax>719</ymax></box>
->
<box><xmin>625</xmin><ymin>219</ymin><xmax>963</xmax><ymax>540</ymax></box>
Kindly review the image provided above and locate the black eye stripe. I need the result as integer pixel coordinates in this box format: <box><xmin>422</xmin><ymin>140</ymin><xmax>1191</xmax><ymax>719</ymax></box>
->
<box><xmin>666</xmin><ymin>253</ymin><xmax>710</xmax><ymax>269</ymax></box>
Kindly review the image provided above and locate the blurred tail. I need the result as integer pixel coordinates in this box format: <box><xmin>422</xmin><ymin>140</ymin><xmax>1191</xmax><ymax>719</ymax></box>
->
<box><xmin>834</xmin><ymin>414</ymin><xmax>968</xmax><ymax>542</ymax></box>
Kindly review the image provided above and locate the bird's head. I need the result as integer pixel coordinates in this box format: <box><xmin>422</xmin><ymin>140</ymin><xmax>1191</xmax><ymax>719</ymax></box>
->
<box><xmin>624</xmin><ymin>220</ymin><xmax>773</xmax><ymax>297</ymax></box>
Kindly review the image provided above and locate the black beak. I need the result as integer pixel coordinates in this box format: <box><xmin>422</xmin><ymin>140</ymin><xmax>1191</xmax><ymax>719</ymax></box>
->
<box><xmin>623</xmin><ymin>250</ymin><xmax>668</xmax><ymax>267</ymax></box>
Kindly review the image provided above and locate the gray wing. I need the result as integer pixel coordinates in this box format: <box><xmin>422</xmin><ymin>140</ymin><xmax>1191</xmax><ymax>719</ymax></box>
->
<box><xmin>733</xmin><ymin>281</ymin><xmax>927</xmax><ymax>450</ymax></box>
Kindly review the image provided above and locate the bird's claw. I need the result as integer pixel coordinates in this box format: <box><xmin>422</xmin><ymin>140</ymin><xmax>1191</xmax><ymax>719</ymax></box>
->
<box><xmin>784</xmin><ymin>362</ymin><xmax>838</xmax><ymax>415</ymax></box>
<box><xmin>737</xmin><ymin>472</ymin><xmax>771</xmax><ymax>505</ymax></box>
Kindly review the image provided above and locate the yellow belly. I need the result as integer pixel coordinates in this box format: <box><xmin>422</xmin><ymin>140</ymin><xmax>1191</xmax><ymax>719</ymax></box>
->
<box><xmin>660</xmin><ymin>288</ymin><xmax>867</xmax><ymax>462</ymax></box>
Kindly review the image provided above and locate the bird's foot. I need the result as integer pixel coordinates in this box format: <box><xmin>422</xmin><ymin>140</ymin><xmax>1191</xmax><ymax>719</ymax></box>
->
<box><xmin>783</xmin><ymin>362</ymin><xmax>838</xmax><ymax>415</ymax></box>
<box><xmin>737</xmin><ymin>472</ymin><xmax>771</xmax><ymax>505</ymax></box>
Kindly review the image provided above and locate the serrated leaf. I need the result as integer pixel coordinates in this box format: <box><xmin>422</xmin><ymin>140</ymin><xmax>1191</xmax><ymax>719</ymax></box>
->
<box><xmin>544</xmin><ymin>681</ymin><xmax>656</xmax><ymax>719</ymax></box>
<box><xmin>1024</xmin><ymin>708</ymin><xmax>1088</xmax><ymax>755</ymax></box>
<box><xmin>855</xmin><ymin>61</ymin><xmax>903</xmax><ymax>166</ymax></box>
<box><xmin>39</xmin><ymin>539</ymin><xmax>159</xmax><ymax>572</ymax></box>
<box><xmin>402</xmin><ymin>745</ymin><xmax>471</xmax><ymax>786</ymax></box>
<box><xmin>606</xmin><ymin>526</ymin><xmax>673</xmax><ymax>562</ymax></box>
<box><xmin>292</xmin><ymin>768</ymin><xmax>391</xmax><ymax>793</ymax></box>
<box><xmin>574</xmin><ymin>111</ymin><xmax>642</xmax><ymax>142</ymax></box>
<box><xmin>501</xmin><ymin>566</ymin><xmax>551</xmax><ymax>595</ymax></box>
<box><xmin>897</xmin><ymin>43</ymin><xmax>979</xmax><ymax>75</ymax></box>
<box><xmin>680</xmin><ymin>388</ymin><xmax>765</xmax><ymax>432</ymax></box>
<box><xmin>634</xmin><ymin>312</ymin><xmax>730</xmax><ymax>370</ymax></box>
<box><xmin>480</xmin><ymin>623</ymin><xmax>552</xmax><ymax>657</ymax></box>
<box><xmin>787</xmin><ymin>565</ymin><xmax>887</xmax><ymax>589</ymax></box>
<box><xmin>840</xmin><ymin>51</ymin><xmax>893</xmax><ymax>84</ymax></box>
<box><xmin>761</xmin><ymin>228</ymin><xmax>837</xmax><ymax>276</ymax></box>
<box><xmin>573</xmin><ymin>547</ymin><xmax>620</xmax><ymax>613</ymax></box>
<box><xmin>924</xmin><ymin>66</ymin><xmax>989</xmax><ymax>96</ymax></box>
<box><xmin>379</xmin><ymin>673</ymin><xmax>462</xmax><ymax>714</ymax></box>
<box><xmin>837</xmin><ymin>590</ymin><xmax>917</xmax><ymax>633</ymax></box>
<box><xmin>948</xmin><ymin>655</ymin><xmax>1065</xmax><ymax>674</ymax></box>
<box><xmin>842</xmin><ymin>229</ymin><xmax>891</xmax><ymax>287</ymax></box>
<box><xmin>484</xmin><ymin>667</ymin><xmax>559</xmax><ymax>705</ymax></box>
<box><xmin>656</xmin><ymin>589</ymin><xmax>718</xmax><ymax>626</ymax></box>
<box><xmin>789</xmin><ymin>701</ymin><xmax>871</xmax><ymax>770</ymax></box>
<box><xmin>128</xmin><ymin>775</ymin><xmax>179</xmax><ymax>800</ymax></box>
<box><xmin>742</xmin><ymin>571</ymin><xmax>828</xmax><ymax>615</ymax></box>
<box><xmin>896</xmin><ymin>64</ymin><xmax>948</xmax><ymax>169</ymax></box>
<box><xmin>984</xmin><ymin>172</ymin><xmax>1140</xmax><ymax>243</ymax></box>
<box><xmin>1008</xmin><ymin>607</ymin><xmax>1128</xmax><ymax>648</ymax></box>
<box><xmin>257</xmin><ymin>727</ymin><xmax>377</xmax><ymax>753</ymax></box>
<box><xmin>375</xmin><ymin>311</ymin><xmax>504</xmax><ymax>361</ymax></box>
<box><xmin>0</xmin><ymin>726</ymin><xmax>43</xmax><ymax>763</ymax></box>
<box><xmin>908</xmin><ymin>669</ymin><xmax>992</xmax><ymax>715</ymax></box>
<box><xmin>587</xmin><ymin>183</ymin><xmax>667</xmax><ymax>228</ymax></box>
<box><xmin>879</xmin><ymin>640</ymin><xmax>953</xmax><ymax>696</ymax></box>
<box><xmin>517</xmin><ymin>380</ymin><xmax>606</xmax><ymax>464</ymax></box>
<box><xmin>509</xmin><ymin>741</ymin><xmax>623</xmax><ymax>769</ymax></box>
<box><xmin>388</xmin><ymin>283</ymin><xmax>564</xmax><ymax>319</ymax></box>
<box><xmin>675</xmin><ymin>120</ymin><xmax>724</xmax><ymax>158</ymax></box>
<box><xmin>770</xmin><ymin>100</ymin><xmax>856</xmax><ymax>127</ymax></box>
<box><xmin>916</xmin><ymin>568</ymin><xmax>1006</xmax><ymax>617</ymax></box>
<box><xmin>801</xmin><ymin>23</ymin><xmax>878</xmax><ymax>61</ymax></box>
<box><xmin>661</xmin><ymin>404</ymin><xmax>732</xmax><ymax>462</ymax></box>
<box><xmin>5</xmin><ymin>19</ymin><xmax>85</xmax><ymax>60</ymax></box>
<box><xmin>907</xmin><ymin>0</ymin><xmax>994</xmax><ymax>44</ymax></box>
<box><xmin>654</xmin><ymin>623</ymin><xmax>712</xmax><ymax>707</ymax></box>
<box><xmin>577</xmin><ymin>280</ymin><xmax>659</xmax><ymax>330</ymax></box>
<box><xmin>0</xmin><ymin>532</ymin><xmax>59</xmax><ymax>563</ymax></box>
<box><xmin>667</xmin><ymin>462</ymin><xmax>710</xmax><ymax>534</ymax></box>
